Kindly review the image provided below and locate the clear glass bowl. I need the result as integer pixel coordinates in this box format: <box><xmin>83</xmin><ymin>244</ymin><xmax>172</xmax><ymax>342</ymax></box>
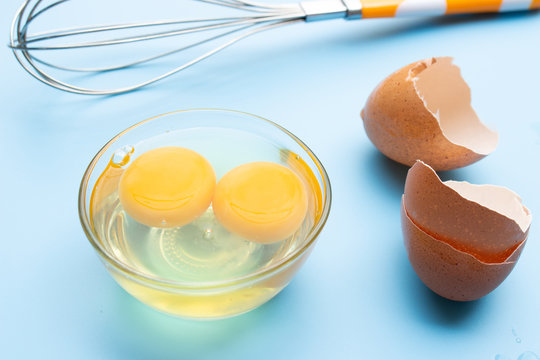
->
<box><xmin>79</xmin><ymin>109</ymin><xmax>331</xmax><ymax>319</ymax></box>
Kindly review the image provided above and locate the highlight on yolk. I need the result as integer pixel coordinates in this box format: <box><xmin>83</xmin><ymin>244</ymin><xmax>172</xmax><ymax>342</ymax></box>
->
<box><xmin>118</xmin><ymin>146</ymin><xmax>216</xmax><ymax>228</ymax></box>
<box><xmin>212</xmin><ymin>161</ymin><xmax>308</xmax><ymax>244</ymax></box>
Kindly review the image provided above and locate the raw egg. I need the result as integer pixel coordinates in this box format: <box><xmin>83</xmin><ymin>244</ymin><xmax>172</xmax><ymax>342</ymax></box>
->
<box><xmin>361</xmin><ymin>57</ymin><xmax>498</xmax><ymax>171</ymax></box>
<box><xmin>118</xmin><ymin>146</ymin><xmax>215</xmax><ymax>228</ymax></box>
<box><xmin>402</xmin><ymin>161</ymin><xmax>532</xmax><ymax>301</ymax></box>
<box><xmin>212</xmin><ymin>161</ymin><xmax>308</xmax><ymax>244</ymax></box>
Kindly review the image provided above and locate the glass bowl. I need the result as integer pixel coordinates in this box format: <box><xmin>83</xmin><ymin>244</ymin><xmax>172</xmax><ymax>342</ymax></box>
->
<box><xmin>79</xmin><ymin>109</ymin><xmax>331</xmax><ymax>319</ymax></box>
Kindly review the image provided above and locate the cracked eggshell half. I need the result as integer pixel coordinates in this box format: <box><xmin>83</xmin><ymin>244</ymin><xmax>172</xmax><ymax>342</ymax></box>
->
<box><xmin>361</xmin><ymin>57</ymin><xmax>498</xmax><ymax>171</ymax></box>
<box><xmin>402</xmin><ymin>161</ymin><xmax>531</xmax><ymax>301</ymax></box>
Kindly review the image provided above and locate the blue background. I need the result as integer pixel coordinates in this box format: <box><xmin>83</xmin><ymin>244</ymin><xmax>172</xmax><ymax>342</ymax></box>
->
<box><xmin>1</xmin><ymin>1</ymin><xmax>539</xmax><ymax>359</ymax></box>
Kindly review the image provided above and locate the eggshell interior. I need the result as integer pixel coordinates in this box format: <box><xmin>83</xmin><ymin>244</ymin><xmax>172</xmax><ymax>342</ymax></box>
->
<box><xmin>404</xmin><ymin>161</ymin><xmax>531</xmax><ymax>263</ymax></box>
<box><xmin>361</xmin><ymin>57</ymin><xmax>498</xmax><ymax>170</ymax></box>
<box><xmin>412</xmin><ymin>57</ymin><xmax>498</xmax><ymax>155</ymax></box>
<box><xmin>444</xmin><ymin>181</ymin><xmax>532</xmax><ymax>232</ymax></box>
<box><xmin>401</xmin><ymin>198</ymin><xmax>525</xmax><ymax>301</ymax></box>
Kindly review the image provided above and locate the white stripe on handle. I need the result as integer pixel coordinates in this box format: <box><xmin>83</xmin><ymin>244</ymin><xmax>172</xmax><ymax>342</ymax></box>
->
<box><xmin>500</xmin><ymin>0</ymin><xmax>534</xmax><ymax>11</ymax></box>
<box><xmin>395</xmin><ymin>0</ymin><xmax>446</xmax><ymax>17</ymax></box>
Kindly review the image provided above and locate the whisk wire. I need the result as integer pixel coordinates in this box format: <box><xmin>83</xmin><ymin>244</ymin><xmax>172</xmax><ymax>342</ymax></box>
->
<box><xmin>21</xmin><ymin>0</ymin><xmax>67</xmax><ymax>33</ymax></box>
<box><xmin>196</xmin><ymin>0</ymin><xmax>283</xmax><ymax>13</ymax></box>
<box><xmin>29</xmin><ymin>24</ymin><xmax>256</xmax><ymax>73</ymax></box>
<box><xmin>17</xmin><ymin>13</ymin><xmax>303</xmax><ymax>51</ymax></box>
<box><xmin>19</xmin><ymin>18</ymin><xmax>302</xmax><ymax>95</ymax></box>
<box><xmin>20</xmin><ymin>18</ymin><xmax>246</xmax><ymax>46</ymax></box>
<box><xmin>10</xmin><ymin>0</ymin><xmax>310</xmax><ymax>95</ymax></box>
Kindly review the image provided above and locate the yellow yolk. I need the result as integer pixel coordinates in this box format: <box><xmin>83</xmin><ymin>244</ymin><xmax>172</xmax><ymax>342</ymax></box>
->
<box><xmin>118</xmin><ymin>146</ymin><xmax>215</xmax><ymax>228</ymax></box>
<box><xmin>212</xmin><ymin>161</ymin><xmax>308</xmax><ymax>244</ymax></box>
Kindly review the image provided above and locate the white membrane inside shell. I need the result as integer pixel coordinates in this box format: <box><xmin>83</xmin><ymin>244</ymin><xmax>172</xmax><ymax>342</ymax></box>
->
<box><xmin>445</xmin><ymin>180</ymin><xmax>532</xmax><ymax>232</ymax></box>
<box><xmin>412</xmin><ymin>57</ymin><xmax>498</xmax><ymax>155</ymax></box>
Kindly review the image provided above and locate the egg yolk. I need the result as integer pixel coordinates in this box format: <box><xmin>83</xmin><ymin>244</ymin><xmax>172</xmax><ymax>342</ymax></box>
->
<box><xmin>118</xmin><ymin>146</ymin><xmax>215</xmax><ymax>228</ymax></box>
<box><xmin>212</xmin><ymin>161</ymin><xmax>308</xmax><ymax>244</ymax></box>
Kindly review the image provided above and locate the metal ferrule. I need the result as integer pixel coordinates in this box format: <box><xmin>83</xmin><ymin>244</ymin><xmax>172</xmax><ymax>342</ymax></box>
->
<box><xmin>299</xmin><ymin>0</ymin><xmax>363</xmax><ymax>21</ymax></box>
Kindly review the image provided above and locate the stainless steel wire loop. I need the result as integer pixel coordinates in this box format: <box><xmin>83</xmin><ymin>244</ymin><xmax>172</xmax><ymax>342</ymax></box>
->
<box><xmin>9</xmin><ymin>0</ymin><xmax>311</xmax><ymax>95</ymax></box>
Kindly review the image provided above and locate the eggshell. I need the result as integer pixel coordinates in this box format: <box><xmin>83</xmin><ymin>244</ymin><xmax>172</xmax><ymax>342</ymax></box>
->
<box><xmin>401</xmin><ymin>161</ymin><xmax>532</xmax><ymax>301</ymax></box>
<box><xmin>361</xmin><ymin>57</ymin><xmax>498</xmax><ymax>171</ymax></box>
<box><xmin>401</xmin><ymin>198</ymin><xmax>526</xmax><ymax>301</ymax></box>
<box><xmin>404</xmin><ymin>161</ymin><xmax>530</xmax><ymax>263</ymax></box>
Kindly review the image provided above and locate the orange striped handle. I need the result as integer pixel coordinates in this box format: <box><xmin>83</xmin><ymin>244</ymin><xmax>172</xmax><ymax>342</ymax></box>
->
<box><xmin>358</xmin><ymin>0</ymin><xmax>540</xmax><ymax>18</ymax></box>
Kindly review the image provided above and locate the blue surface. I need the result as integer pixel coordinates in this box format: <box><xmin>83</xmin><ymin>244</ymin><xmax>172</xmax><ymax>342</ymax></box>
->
<box><xmin>1</xmin><ymin>1</ymin><xmax>539</xmax><ymax>359</ymax></box>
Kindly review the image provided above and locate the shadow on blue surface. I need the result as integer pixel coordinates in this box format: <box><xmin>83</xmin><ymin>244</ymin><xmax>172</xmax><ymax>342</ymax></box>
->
<box><xmin>415</xmin><ymin>279</ymin><xmax>484</xmax><ymax>327</ymax></box>
<box><xmin>98</xmin><ymin>280</ymin><xmax>305</xmax><ymax>359</ymax></box>
<box><xmin>367</xmin><ymin>150</ymin><xmax>409</xmax><ymax>197</ymax></box>
<box><xmin>397</xmin><ymin>247</ymin><xmax>485</xmax><ymax>328</ymax></box>
<box><xmin>107</xmin><ymin>295</ymin><xmax>259</xmax><ymax>358</ymax></box>
<box><xmin>365</xmin><ymin>148</ymin><xmax>475</xmax><ymax>196</ymax></box>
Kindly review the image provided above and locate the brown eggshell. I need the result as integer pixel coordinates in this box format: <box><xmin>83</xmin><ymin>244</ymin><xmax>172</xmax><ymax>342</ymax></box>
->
<box><xmin>361</xmin><ymin>57</ymin><xmax>498</xmax><ymax>171</ymax></box>
<box><xmin>401</xmin><ymin>198</ymin><xmax>526</xmax><ymax>301</ymax></box>
<box><xmin>404</xmin><ymin>161</ymin><xmax>531</xmax><ymax>263</ymax></box>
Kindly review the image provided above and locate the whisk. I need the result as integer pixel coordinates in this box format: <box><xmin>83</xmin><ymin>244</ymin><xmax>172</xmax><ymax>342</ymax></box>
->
<box><xmin>10</xmin><ymin>0</ymin><xmax>540</xmax><ymax>95</ymax></box>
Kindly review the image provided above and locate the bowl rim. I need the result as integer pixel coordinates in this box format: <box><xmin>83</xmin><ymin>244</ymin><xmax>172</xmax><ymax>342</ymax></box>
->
<box><xmin>78</xmin><ymin>108</ymin><xmax>332</xmax><ymax>290</ymax></box>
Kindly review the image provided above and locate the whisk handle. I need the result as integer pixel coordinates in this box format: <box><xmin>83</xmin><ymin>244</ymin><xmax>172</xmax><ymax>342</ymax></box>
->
<box><xmin>302</xmin><ymin>0</ymin><xmax>539</xmax><ymax>21</ymax></box>
<box><xmin>354</xmin><ymin>0</ymin><xmax>540</xmax><ymax>19</ymax></box>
